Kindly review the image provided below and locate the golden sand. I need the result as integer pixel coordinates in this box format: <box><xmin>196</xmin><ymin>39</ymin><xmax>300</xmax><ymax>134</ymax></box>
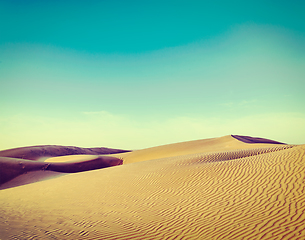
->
<box><xmin>44</xmin><ymin>154</ymin><xmax>99</xmax><ymax>163</ymax></box>
<box><xmin>0</xmin><ymin>135</ymin><xmax>304</xmax><ymax>239</ymax></box>
<box><xmin>114</xmin><ymin>135</ymin><xmax>289</xmax><ymax>164</ymax></box>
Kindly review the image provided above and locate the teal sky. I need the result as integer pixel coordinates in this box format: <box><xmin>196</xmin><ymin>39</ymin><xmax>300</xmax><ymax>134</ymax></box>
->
<box><xmin>0</xmin><ymin>0</ymin><xmax>304</xmax><ymax>150</ymax></box>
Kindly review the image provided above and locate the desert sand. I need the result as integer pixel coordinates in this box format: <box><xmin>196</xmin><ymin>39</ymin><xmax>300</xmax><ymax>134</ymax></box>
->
<box><xmin>0</xmin><ymin>135</ymin><xmax>305</xmax><ymax>239</ymax></box>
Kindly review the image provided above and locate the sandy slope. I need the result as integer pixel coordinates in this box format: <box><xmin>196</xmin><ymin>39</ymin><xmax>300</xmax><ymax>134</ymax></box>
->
<box><xmin>0</xmin><ymin>136</ymin><xmax>305</xmax><ymax>239</ymax></box>
<box><xmin>114</xmin><ymin>135</ymin><xmax>288</xmax><ymax>164</ymax></box>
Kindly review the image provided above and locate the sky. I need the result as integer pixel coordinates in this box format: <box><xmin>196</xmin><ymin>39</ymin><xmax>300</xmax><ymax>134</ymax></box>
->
<box><xmin>0</xmin><ymin>0</ymin><xmax>304</xmax><ymax>150</ymax></box>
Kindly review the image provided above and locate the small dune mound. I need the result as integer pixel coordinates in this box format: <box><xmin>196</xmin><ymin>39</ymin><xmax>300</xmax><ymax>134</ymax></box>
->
<box><xmin>0</xmin><ymin>145</ymin><xmax>128</xmax><ymax>189</ymax></box>
<box><xmin>0</xmin><ymin>145</ymin><xmax>131</xmax><ymax>161</ymax></box>
<box><xmin>231</xmin><ymin>135</ymin><xmax>286</xmax><ymax>144</ymax></box>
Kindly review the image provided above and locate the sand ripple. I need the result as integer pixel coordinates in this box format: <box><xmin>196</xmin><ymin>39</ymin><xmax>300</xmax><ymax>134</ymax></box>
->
<box><xmin>0</xmin><ymin>139</ymin><xmax>304</xmax><ymax>239</ymax></box>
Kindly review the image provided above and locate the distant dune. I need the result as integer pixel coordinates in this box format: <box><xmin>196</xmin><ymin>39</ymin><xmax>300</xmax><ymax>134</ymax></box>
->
<box><xmin>0</xmin><ymin>145</ymin><xmax>130</xmax><ymax>160</ymax></box>
<box><xmin>0</xmin><ymin>145</ymin><xmax>129</xmax><ymax>188</ymax></box>
<box><xmin>0</xmin><ymin>155</ymin><xmax>123</xmax><ymax>188</ymax></box>
<box><xmin>0</xmin><ymin>135</ymin><xmax>304</xmax><ymax>239</ymax></box>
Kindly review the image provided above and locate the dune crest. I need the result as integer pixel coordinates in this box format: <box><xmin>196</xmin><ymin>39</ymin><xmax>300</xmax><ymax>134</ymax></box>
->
<box><xmin>0</xmin><ymin>145</ymin><xmax>130</xmax><ymax>161</ymax></box>
<box><xmin>114</xmin><ymin>135</ymin><xmax>289</xmax><ymax>164</ymax></box>
<box><xmin>231</xmin><ymin>135</ymin><xmax>286</xmax><ymax>144</ymax></box>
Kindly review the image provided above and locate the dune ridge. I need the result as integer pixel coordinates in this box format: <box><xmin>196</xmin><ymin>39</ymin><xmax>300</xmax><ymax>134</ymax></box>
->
<box><xmin>231</xmin><ymin>135</ymin><xmax>286</xmax><ymax>144</ymax></box>
<box><xmin>0</xmin><ymin>145</ymin><xmax>130</xmax><ymax>161</ymax></box>
<box><xmin>0</xmin><ymin>135</ymin><xmax>304</xmax><ymax>239</ymax></box>
<box><xmin>115</xmin><ymin>135</ymin><xmax>289</xmax><ymax>164</ymax></box>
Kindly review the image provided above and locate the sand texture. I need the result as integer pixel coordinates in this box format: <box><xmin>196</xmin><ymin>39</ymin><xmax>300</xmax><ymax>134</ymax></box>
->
<box><xmin>113</xmin><ymin>135</ymin><xmax>289</xmax><ymax>164</ymax></box>
<box><xmin>1</xmin><ymin>135</ymin><xmax>305</xmax><ymax>239</ymax></box>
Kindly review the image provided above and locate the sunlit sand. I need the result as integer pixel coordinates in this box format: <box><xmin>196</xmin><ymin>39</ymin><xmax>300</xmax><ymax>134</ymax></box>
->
<box><xmin>45</xmin><ymin>154</ymin><xmax>99</xmax><ymax>163</ymax></box>
<box><xmin>0</xmin><ymin>135</ymin><xmax>304</xmax><ymax>239</ymax></box>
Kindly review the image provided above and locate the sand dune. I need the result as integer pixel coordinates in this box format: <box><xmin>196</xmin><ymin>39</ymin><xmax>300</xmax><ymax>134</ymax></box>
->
<box><xmin>0</xmin><ymin>155</ymin><xmax>122</xmax><ymax>189</ymax></box>
<box><xmin>1</xmin><ymin>135</ymin><xmax>305</xmax><ymax>239</ymax></box>
<box><xmin>114</xmin><ymin>135</ymin><xmax>289</xmax><ymax>164</ymax></box>
<box><xmin>0</xmin><ymin>145</ymin><xmax>130</xmax><ymax>161</ymax></box>
<box><xmin>0</xmin><ymin>145</ymin><xmax>128</xmax><ymax>189</ymax></box>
